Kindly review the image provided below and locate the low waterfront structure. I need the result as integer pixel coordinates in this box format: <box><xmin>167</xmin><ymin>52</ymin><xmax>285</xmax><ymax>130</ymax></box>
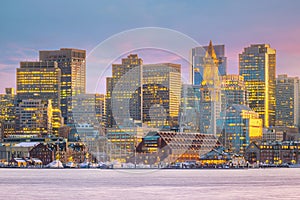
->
<box><xmin>245</xmin><ymin>141</ymin><xmax>300</xmax><ymax>164</ymax></box>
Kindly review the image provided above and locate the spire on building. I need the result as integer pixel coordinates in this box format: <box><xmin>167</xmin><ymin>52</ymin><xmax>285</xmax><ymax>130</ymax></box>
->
<box><xmin>205</xmin><ymin>40</ymin><xmax>217</xmax><ymax>60</ymax></box>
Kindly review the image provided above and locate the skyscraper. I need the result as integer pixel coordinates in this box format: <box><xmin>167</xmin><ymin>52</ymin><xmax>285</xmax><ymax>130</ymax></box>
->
<box><xmin>221</xmin><ymin>74</ymin><xmax>248</xmax><ymax>110</ymax></box>
<box><xmin>239</xmin><ymin>44</ymin><xmax>276</xmax><ymax>128</ymax></box>
<box><xmin>106</xmin><ymin>54</ymin><xmax>143</xmax><ymax>128</ymax></box>
<box><xmin>143</xmin><ymin>63</ymin><xmax>181</xmax><ymax>128</ymax></box>
<box><xmin>16</xmin><ymin>61</ymin><xmax>62</xmax><ymax>136</ymax></box>
<box><xmin>179</xmin><ymin>84</ymin><xmax>200</xmax><ymax>132</ymax></box>
<box><xmin>223</xmin><ymin>104</ymin><xmax>262</xmax><ymax>154</ymax></box>
<box><xmin>39</xmin><ymin>48</ymin><xmax>86</xmax><ymax>124</ymax></box>
<box><xmin>15</xmin><ymin>99</ymin><xmax>52</xmax><ymax>137</ymax></box>
<box><xmin>191</xmin><ymin>42</ymin><xmax>227</xmax><ymax>85</ymax></box>
<box><xmin>0</xmin><ymin>88</ymin><xmax>16</xmax><ymax>139</ymax></box>
<box><xmin>276</xmin><ymin>74</ymin><xmax>300</xmax><ymax>128</ymax></box>
<box><xmin>16</xmin><ymin>61</ymin><xmax>61</xmax><ymax>108</ymax></box>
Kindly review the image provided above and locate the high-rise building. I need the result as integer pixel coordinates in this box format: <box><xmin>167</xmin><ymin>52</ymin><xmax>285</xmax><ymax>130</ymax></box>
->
<box><xmin>199</xmin><ymin>41</ymin><xmax>222</xmax><ymax>135</ymax></box>
<box><xmin>15</xmin><ymin>99</ymin><xmax>52</xmax><ymax>137</ymax></box>
<box><xmin>221</xmin><ymin>74</ymin><xmax>248</xmax><ymax>110</ymax></box>
<box><xmin>106</xmin><ymin>54</ymin><xmax>143</xmax><ymax>128</ymax></box>
<box><xmin>191</xmin><ymin>41</ymin><xmax>227</xmax><ymax>85</ymax></box>
<box><xmin>143</xmin><ymin>63</ymin><xmax>181</xmax><ymax>128</ymax></box>
<box><xmin>95</xmin><ymin>94</ymin><xmax>106</xmax><ymax>129</ymax></box>
<box><xmin>69</xmin><ymin>93</ymin><xmax>106</xmax><ymax>131</ymax></box>
<box><xmin>16</xmin><ymin>61</ymin><xmax>61</xmax><ymax>108</ymax></box>
<box><xmin>223</xmin><ymin>104</ymin><xmax>262</xmax><ymax>154</ymax></box>
<box><xmin>39</xmin><ymin>48</ymin><xmax>86</xmax><ymax>124</ymax></box>
<box><xmin>179</xmin><ymin>84</ymin><xmax>200</xmax><ymax>132</ymax></box>
<box><xmin>275</xmin><ymin>74</ymin><xmax>300</xmax><ymax>128</ymax></box>
<box><xmin>0</xmin><ymin>88</ymin><xmax>16</xmax><ymax>139</ymax></box>
<box><xmin>239</xmin><ymin>44</ymin><xmax>276</xmax><ymax>128</ymax></box>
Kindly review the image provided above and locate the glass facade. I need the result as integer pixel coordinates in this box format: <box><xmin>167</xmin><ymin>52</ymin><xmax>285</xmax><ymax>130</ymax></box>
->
<box><xmin>191</xmin><ymin>42</ymin><xmax>227</xmax><ymax>85</ymax></box>
<box><xmin>39</xmin><ymin>48</ymin><xmax>86</xmax><ymax>124</ymax></box>
<box><xmin>239</xmin><ymin>44</ymin><xmax>276</xmax><ymax>128</ymax></box>
<box><xmin>275</xmin><ymin>74</ymin><xmax>300</xmax><ymax>127</ymax></box>
<box><xmin>106</xmin><ymin>54</ymin><xmax>143</xmax><ymax>128</ymax></box>
<box><xmin>221</xmin><ymin>74</ymin><xmax>248</xmax><ymax>110</ymax></box>
<box><xmin>224</xmin><ymin>104</ymin><xmax>262</xmax><ymax>154</ymax></box>
<box><xmin>17</xmin><ymin>61</ymin><xmax>61</xmax><ymax>109</ymax></box>
<box><xmin>143</xmin><ymin>63</ymin><xmax>181</xmax><ymax>128</ymax></box>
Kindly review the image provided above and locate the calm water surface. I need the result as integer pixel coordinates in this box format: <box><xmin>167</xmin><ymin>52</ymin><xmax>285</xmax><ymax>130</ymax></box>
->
<box><xmin>0</xmin><ymin>168</ymin><xmax>300</xmax><ymax>199</ymax></box>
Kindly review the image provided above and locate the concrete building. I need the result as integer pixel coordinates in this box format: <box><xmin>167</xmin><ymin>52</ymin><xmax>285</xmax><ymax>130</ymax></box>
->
<box><xmin>39</xmin><ymin>48</ymin><xmax>86</xmax><ymax>124</ymax></box>
<box><xmin>275</xmin><ymin>74</ymin><xmax>300</xmax><ymax>128</ymax></box>
<box><xmin>239</xmin><ymin>44</ymin><xmax>276</xmax><ymax>128</ymax></box>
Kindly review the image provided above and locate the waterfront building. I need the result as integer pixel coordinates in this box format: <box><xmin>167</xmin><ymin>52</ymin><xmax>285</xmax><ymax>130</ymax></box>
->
<box><xmin>135</xmin><ymin>131</ymin><xmax>218</xmax><ymax>164</ymax></box>
<box><xmin>0</xmin><ymin>142</ymin><xmax>39</xmax><ymax>162</ymax></box>
<box><xmin>106</xmin><ymin>126</ymin><xmax>145</xmax><ymax>162</ymax></box>
<box><xmin>239</xmin><ymin>44</ymin><xmax>276</xmax><ymax>127</ymax></box>
<box><xmin>190</xmin><ymin>42</ymin><xmax>227</xmax><ymax>85</ymax></box>
<box><xmin>223</xmin><ymin>104</ymin><xmax>262</xmax><ymax>154</ymax></box>
<box><xmin>275</xmin><ymin>74</ymin><xmax>300</xmax><ymax>128</ymax></box>
<box><xmin>39</xmin><ymin>48</ymin><xmax>86</xmax><ymax>124</ymax></box>
<box><xmin>143</xmin><ymin>63</ymin><xmax>181</xmax><ymax>128</ymax></box>
<box><xmin>245</xmin><ymin>141</ymin><xmax>300</xmax><ymax>164</ymax></box>
<box><xmin>29</xmin><ymin>142</ymin><xmax>88</xmax><ymax>165</ymax></box>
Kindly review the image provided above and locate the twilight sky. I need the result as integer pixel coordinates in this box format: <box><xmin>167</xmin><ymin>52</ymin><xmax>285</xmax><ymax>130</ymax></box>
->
<box><xmin>0</xmin><ymin>0</ymin><xmax>300</xmax><ymax>93</ymax></box>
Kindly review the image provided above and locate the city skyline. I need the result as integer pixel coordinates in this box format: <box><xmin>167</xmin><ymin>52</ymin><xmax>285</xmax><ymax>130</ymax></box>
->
<box><xmin>1</xmin><ymin>0</ymin><xmax>300</xmax><ymax>93</ymax></box>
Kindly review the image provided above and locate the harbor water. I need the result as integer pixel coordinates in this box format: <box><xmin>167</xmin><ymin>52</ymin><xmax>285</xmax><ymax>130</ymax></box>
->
<box><xmin>1</xmin><ymin>168</ymin><xmax>300</xmax><ymax>199</ymax></box>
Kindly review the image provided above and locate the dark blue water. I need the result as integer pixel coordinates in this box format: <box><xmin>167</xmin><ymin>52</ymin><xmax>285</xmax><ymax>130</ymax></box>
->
<box><xmin>0</xmin><ymin>168</ymin><xmax>299</xmax><ymax>199</ymax></box>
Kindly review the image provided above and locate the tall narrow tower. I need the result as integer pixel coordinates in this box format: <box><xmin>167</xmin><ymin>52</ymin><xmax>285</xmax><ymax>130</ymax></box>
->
<box><xmin>239</xmin><ymin>44</ymin><xmax>276</xmax><ymax>127</ymax></box>
<box><xmin>199</xmin><ymin>41</ymin><xmax>221</xmax><ymax>135</ymax></box>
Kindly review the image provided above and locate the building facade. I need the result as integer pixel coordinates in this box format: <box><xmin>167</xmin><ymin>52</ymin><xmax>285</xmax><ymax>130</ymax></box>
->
<box><xmin>143</xmin><ymin>63</ymin><xmax>181</xmax><ymax>128</ymax></box>
<box><xmin>15</xmin><ymin>99</ymin><xmax>52</xmax><ymax>137</ymax></box>
<box><xmin>39</xmin><ymin>48</ymin><xmax>86</xmax><ymax>124</ymax></box>
<box><xmin>199</xmin><ymin>41</ymin><xmax>222</xmax><ymax>135</ymax></box>
<box><xmin>191</xmin><ymin>41</ymin><xmax>227</xmax><ymax>85</ymax></box>
<box><xmin>239</xmin><ymin>44</ymin><xmax>276</xmax><ymax>128</ymax></box>
<box><xmin>16</xmin><ymin>61</ymin><xmax>61</xmax><ymax>108</ymax></box>
<box><xmin>275</xmin><ymin>74</ymin><xmax>300</xmax><ymax>128</ymax></box>
<box><xmin>245</xmin><ymin>141</ymin><xmax>300</xmax><ymax>165</ymax></box>
<box><xmin>221</xmin><ymin>74</ymin><xmax>248</xmax><ymax>110</ymax></box>
<box><xmin>179</xmin><ymin>84</ymin><xmax>201</xmax><ymax>132</ymax></box>
<box><xmin>222</xmin><ymin>104</ymin><xmax>262</xmax><ymax>154</ymax></box>
<box><xmin>106</xmin><ymin>54</ymin><xmax>143</xmax><ymax>128</ymax></box>
<box><xmin>0</xmin><ymin>88</ymin><xmax>16</xmax><ymax>139</ymax></box>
